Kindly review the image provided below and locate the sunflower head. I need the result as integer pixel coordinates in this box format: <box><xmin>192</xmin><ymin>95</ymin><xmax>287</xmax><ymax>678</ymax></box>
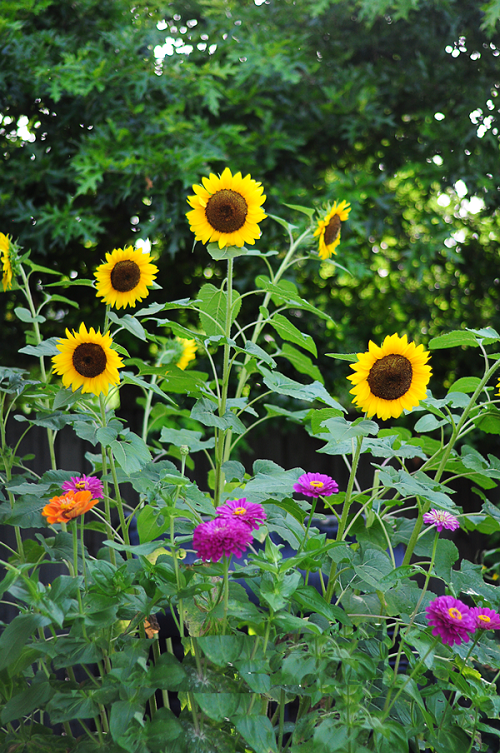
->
<box><xmin>313</xmin><ymin>200</ymin><xmax>351</xmax><ymax>260</ymax></box>
<box><xmin>0</xmin><ymin>232</ymin><xmax>17</xmax><ymax>292</ymax></box>
<box><xmin>52</xmin><ymin>322</ymin><xmax>124</xmax><ymax>396</ymax></box>
<box><xmin>175</xmin><ymin>337</ymin><xmax>197</xmax><ymax>370</ymax></box>
<box><xmin>94</xmin><ymin>246</ymin><xmax>158</xmax><ymax>309</ymax></box>
<box><xmin>186</xmin><ymin>167</ymin><xmax>267</xmax><ymax>249</ymax></box>
<box><xmin>347</xmin><ymin>333</ymin><xmax>431</xmax><ymax>420</ymax></box>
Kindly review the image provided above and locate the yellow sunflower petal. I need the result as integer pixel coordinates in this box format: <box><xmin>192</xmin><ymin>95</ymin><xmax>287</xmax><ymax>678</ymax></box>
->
<box><xmin>347</xmin><ymin>333</ymin><xmax>431</xmax><ymax>420</ymax></box>
<box><xmin>314</xmin><ymin>200</ymin><xmax>351</xmax><ymax>259</ymax></box>
<box><xmin>52</xmin><ymin>323</ymin><xmax>124</xmax><ymax>396</ymax></box>
<box><xmin>0</xmin><ymin>233</ymin><xmax>14</xmax><ymax>292</ymax></box>
<box><xmin>186</xmin><ymin>168</ymin><xmax>266</xmax><ymax>249</ymax></box>
<box><xmin>94</xmin><ymin>246</ymin><xmax>158</xmax><ymax>310</ymax></box>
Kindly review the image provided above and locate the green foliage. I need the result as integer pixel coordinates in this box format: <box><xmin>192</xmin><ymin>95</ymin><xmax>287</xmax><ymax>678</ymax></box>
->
<box><xmin>1</xmin><ymin>0</ymin><xmax>500</xmax><ymax>394</ymax></box>
<box><xmin>2</xmin><ymin>5</ymin><xmax>500</xmax><ymax>744</ymax></box>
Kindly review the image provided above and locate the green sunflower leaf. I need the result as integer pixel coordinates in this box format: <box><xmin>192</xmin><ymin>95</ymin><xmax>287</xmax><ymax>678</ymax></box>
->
<box><xmin>258</xmin><ymin>367</ymin><xmax>345</xmax><ymax>409</ymax></box>
<box><xmin>191</xmin><ymin>397</ymin><xmax>246</xmax><ymax>434</ymax></box>
<box><xmin>159</xmin><ymin>427</ymin><xmax>215</xmax><ymax>453</ymax></box>
<box><xmin>277</xmin><ymin>342</ymin><xmax>324</xmax><ymax>383</ymax></box>
<box><xmin>206</xmin><ymin>243</ymin><xmax>248</xmax><ymax>260</ymax></box>
<box><xmin>198</xmin><ymin>282</ymin><xmax>241</xmax><ymax>336</ymax></box>
<box><xmin>428</xmin><ymin>331</ymin><xmax>479</xmax><ymax>350</ymax></box>
<box><xmin>325</xmin><ymin>352</ymin><xmax>358</xmax><ymax>362</ymax></box>
<box><xmin>108</xmin><ymin>311</ymin><xmax>147</xmax><ymax>341</ymax></box>
<box><xmin>267</xmin><ymin>213</ymin><xmax>298</xmax><ymax>232</ymax></box>
<box><xmin>18</xmin><ymin>338</ymin><xmax>61</xmax><ymax>357</ymax></box>
<box><xmin>283</xmin><ymin>202</ymin><xmax>316</xmax><ymax>218</ymax></box>
<box><xmin>14</xmin><ymin>307</ymin><xmax>46</xmax><ymax>324</ymax></box>
<box><xmin>268</xmin><ymin>313</ymin><xmax>317</xmax><ymax>356</ymax></box>
<box><xmin>447</xmin><ymin>377</ymin><xmax>482</xmax><ymax>394</ymax></box>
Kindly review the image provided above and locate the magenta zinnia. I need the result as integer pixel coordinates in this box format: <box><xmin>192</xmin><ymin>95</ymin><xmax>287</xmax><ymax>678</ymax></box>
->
<box><xmin>193</xmin><ymin>518</ymin><xmax>254</xmax><ymax>562</ymax></box>
<box><xmin>423</xmin><ymin>509</ymin><xmax>460</xmax><ymax>533</ymax></box>
<box><xmin>293</xmin><ymin>472</ymin><xmax>339</xmax><ymax>499</ymax></box>
<box><xmin>426</xmin><ymin>595</ymin><xmax>476</xmax><ymax>646</ymax></box>
<box><xmin>215</xmin><ymin>499</ymin><xmax>266</xmax><ymax>531</ymax></box>
<box><xmin>62</xmin><ymin>475</ymin><xmax>104</xmax><ymax>500</ymax></box>
<box><xmin>471</xmin><ymin>607</ymin><xmax>500</xmax><ymax>631</ymax></box>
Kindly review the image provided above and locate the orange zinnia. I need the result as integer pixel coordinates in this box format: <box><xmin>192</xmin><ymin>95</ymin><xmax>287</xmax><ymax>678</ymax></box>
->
<box><xmin>42</xmin><ymin>490</ymin><xmax>99</xmax><ymax>524</ymax></box>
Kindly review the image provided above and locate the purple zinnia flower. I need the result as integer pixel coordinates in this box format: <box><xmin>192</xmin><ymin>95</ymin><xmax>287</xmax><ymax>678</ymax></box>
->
<box><xmin>215</xmin><ymin>499</ymin><xmax>266</xmax><ymax>531</ymax></box>
<box><xmin>293</xmin><ymin>472</ymin><xmax>339</xmax><ymax>499</ymax></box>
<box><xmin>193</xmin><ymin>518</ymin><xmax>253</xmax><ymax>562</ymax></box>
<box><xmin>423</xmin><ymin>509</ymin><xmax>460</xmax><ymax>532</ymax></box>
<box><xmin>471</xmin><ymin>606</ymin><xmax>500</xmax><ymax>631</ymax></box>
<box><xmin>62</xmin><ymin>474</ymin><xmax>104</xmax><ymax>500</ymax></box>
<box><xmin>426</xmin><ymin>595</ymin><xmax>476</xmax><ymax>646</ymax></box>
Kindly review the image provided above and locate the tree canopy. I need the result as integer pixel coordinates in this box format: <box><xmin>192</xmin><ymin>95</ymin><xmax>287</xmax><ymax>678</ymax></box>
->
<box><xmin>1</xmin><ymin>0</ymin><xmax>500</xmax><ymax>389</ymax></box>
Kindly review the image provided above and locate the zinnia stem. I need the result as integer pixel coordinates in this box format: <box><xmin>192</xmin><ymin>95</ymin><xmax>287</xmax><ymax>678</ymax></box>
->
<box><xmin>382</xmin><ymin>637</ymin><xmax>440</xmax><ymax>720</ymax></box>
<box><xmin>222</xmin><ymin>554</ymin><xmax>231</xmax><ymax>634</ymax></box>
<box><xmin>392</xmin><ymin>529</ymin><xmax>440</xmax><ymax>679</ymax></box>
<box><xmin>325</xmin><ymin>435</ymin><xmax>363</xmax><ymax>603</ymax></box>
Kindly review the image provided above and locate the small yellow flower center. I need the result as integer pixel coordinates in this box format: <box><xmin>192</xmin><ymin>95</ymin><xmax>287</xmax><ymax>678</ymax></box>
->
<box><xmin>75</xmin><ymin>481</ymin><xmax>86</xmax><ymax>489</ymax></box>
<box><xmin>309</xmin><ymin>481</ymin><xmax>324</xmax><ymax>488</ymax></box>
<box><xmin>448</xmin><ymin>607</ymin><xmax>462</xmax><ymax>621</ymax></box>
<box><xmin>72</xmin><ymin>343</ymin><xmax>107</xmax><ymax>378</ymax></box>
<box><xmin>367</xmin><ymin>354</ymin><xmax>413</xmax><ymax>401</ymax></box>
<box><xmin>478</xmin><ymin>614</ymin><xmax>491</xmax><ymax>623</ymax></box>
<box><xmin>60</xmin><ymin>499</ymin><xmax>76</xmax><ymax>511</ymax></box>
<box><xmin>110</xmin><ymin>260</ymin><xmax>141</xmax><ymax>292</ymax></box>
<box><xmin>324</xmin><ymin>214</ymin><xmax>341</xmax><ymax>246</ymax></box>
<box><xmin>232</xmin><ymin>507</ymin><xmax>247</xmax><ymax>516</ymax></box>
<box><xmin>205</xmin><ymin>189</ymin><xmax>248</xmax><ymax>233</ymax></box>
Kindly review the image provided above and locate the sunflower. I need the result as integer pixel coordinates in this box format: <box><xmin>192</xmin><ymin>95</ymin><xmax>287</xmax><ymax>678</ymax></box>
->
<box><xmin>313</xmin><ymin>200</ymin><xmax>351</xmax><ymax>260</ymax></box>
<box><xmin>0</xmin><ymin>233</ymin><xmax>13</xmax><ymax>291</ymax></box>
<box><xmin>52</xmin><ymin>323</ymin><xmax>124</xmax><ymax>396</ymax></box>
<box><xmin>347</xmin><ymin>333</ymin><xmax>431</xmax><ymax>420</ymax></box>
<box><xmin>94</xmin><ymin>246</ymin><xmax>158</xmax><ymax>309</ymax></box>
<box><xmin>186</xmin><ymin>167</ymin><xmax>267</xmax><ymax>249</ymax></box>
<box><xmin>175</xmin><ymin>337</ymin><xmax>197</xmax><ymax>370</ymax></box>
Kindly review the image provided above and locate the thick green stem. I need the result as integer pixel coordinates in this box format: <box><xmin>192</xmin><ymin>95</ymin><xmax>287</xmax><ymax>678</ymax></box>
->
<box><xmin>98</xmin><ymin>395</ymin><xmax>116</xmax><ymax>565</ymax></box>
<box><xmin>142</xmin><ymin>373</ymin><xmax>158</xmax><ymax>443</ymax></box>
<box><xmin>221</xmin><ymin>229</ymin><xmax>312</xmax><ymax>471</ymax></box>
<box><xmin>214</xmin><ymin>258</ymin><xmax>234</xmax><ymax>507</ymax></box>
<box><xmin>107</xmin><ymin>447</ymin><xmax>130</xmax><ymax>553</ymax></box>
<box><xmin>19</xmin><ymin>265</ymin><xmax>57</xmax><ymax>470</ymax></box>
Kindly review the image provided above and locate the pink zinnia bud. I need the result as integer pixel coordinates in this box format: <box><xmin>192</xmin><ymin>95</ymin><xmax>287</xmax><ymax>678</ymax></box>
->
<box><xmin>215</xmin><ymin>499</ymin><xmax>266</xmax><ymax>531</ymax></box>
<box><xmin>61</xmin><ymin>474</ymin><xmax>104</xmax><ymax>500</ymax></box>
<box><xmin>293</xmin><ymin>472</ymin><xmax>339</xmax><ymax>499</ymax></box>
<box><xmin>426</xmin><ymin>595</ymin><xmax>476</xmax><ymax>646</ymax></box>
<box><xmin>471</xmin><ymin>607</ymin><xmax>500</xmax><ymax>631</ymax></box>
<box><xmin>193</xmin><ymin>518</ymin><xmax>254</xmax><ymax>562</ymax></box>
<box><xmin>423</xmin><ymin>509</ymin><xmax>460</xmax><ymax>532</ymax></box>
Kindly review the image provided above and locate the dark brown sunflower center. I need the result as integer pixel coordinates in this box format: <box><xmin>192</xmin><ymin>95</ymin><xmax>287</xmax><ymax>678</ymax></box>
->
<box><xmin>205</xmin><ymin>189</ymin><xmax>248</xmax><ymax>233</ymax></box>
<box><xmin>110</xmin><ymin>260</ymin><xmax>141</xmax><ymax>292</ymax></box>
<box><xmin>324</xmin><ymin>214</ymin><xmax>341</xmax><ymax>246</ymax></box>
<box><xmin>367</xmin><ymin>354</ymin><xmax>413</xmax><ymax>400</ymax></box>
<box><xmin>72</xmin><ymin>343</ymin><xmax>107</xmax><ymax>378</ymax></box>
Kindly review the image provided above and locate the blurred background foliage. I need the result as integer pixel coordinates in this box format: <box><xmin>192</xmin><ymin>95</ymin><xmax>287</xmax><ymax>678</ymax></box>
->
<box><xmin>1</xmin><ymin>0</ymin><xmax>500</xmax><ymax>398</ymax></box>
